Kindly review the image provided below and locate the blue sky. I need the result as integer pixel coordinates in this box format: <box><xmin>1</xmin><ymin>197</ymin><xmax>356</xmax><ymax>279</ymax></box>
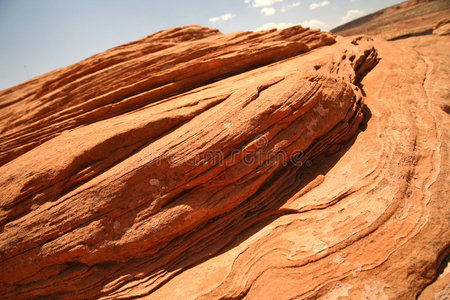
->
<box><xmin>0</xmin><ymin>0</ymin><xmax>402</xmax><ymax>90</ymax></box>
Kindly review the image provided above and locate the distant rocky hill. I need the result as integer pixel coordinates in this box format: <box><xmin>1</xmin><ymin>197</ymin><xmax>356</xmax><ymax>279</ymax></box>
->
<box><xmin>332</xmin><ymin>0</ymin><xmax>450</xmax><ymax>40</ymax></box>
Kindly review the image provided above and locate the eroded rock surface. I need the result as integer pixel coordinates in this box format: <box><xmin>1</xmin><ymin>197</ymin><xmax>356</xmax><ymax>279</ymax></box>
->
<box><xmin>0</xmin><ymin>24</ymin><xmax>448</xmax><ymax>299</ymax></box>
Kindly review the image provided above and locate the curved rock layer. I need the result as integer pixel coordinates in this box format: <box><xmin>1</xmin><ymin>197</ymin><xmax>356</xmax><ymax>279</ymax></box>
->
<box><xmin>0</xmin><ymin>25</ymin><xmax>448</xmax><ymax>299</ymax></box>
<box><xmin>0</xmin><ymin>25</ymin><xmax>334</xmax><ymax>166</ymax></box>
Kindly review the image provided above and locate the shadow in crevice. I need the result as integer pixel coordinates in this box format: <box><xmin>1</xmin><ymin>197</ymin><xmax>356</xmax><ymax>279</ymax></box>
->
<box><xmin>359</xmin><ymin>104</ymin><xmax>372</xmax><ymax>132</ymax></box>
<box><xmin>441</xmin><ymin>104</ymin><xmax>450</xmax><ymax>114</ymax></box>
<box><xmin>436</xmin><ymin>252</ymin><xmax>450</xmax><ymax>277</ymax></box>
<box><xmin>387</xmin><ymin>29</ymin><xmax>433</xmax><ymax>41</ymax></box>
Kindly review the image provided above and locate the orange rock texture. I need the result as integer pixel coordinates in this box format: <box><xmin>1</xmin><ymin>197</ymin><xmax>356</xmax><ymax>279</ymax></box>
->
<box><xmin>0</xmin><ymin>22</ymin><xmax>449</xmax><ymax>299</ymax></box>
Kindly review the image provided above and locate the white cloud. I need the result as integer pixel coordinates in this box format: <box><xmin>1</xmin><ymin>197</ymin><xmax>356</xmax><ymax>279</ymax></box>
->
<box><xmin>339</xmin><ymin>9</ymin><xmax>365</xmax><ymax>24</ymax></box>
<box><xmin>221</xmin><ymin>13</ymin><xmax>236</xmax><ymax>21</ymax></box>
<box><xmin>261</xmin><ymin>7</ymin><xmax>276</xmax><ymax>16</ymax></box>
<box><xmin>245</xmin><ymin>0</ymin><xmax>283</xmax><ymax>7</ymax></box>
<box><xmin>255</xmin><ymin>18</ymin><xmax>327</xmax><ymax>31</ymax></box>
<box><xmin>280</xmin><ymin>1</ymin><xmax>300</xmax><ymax>12</ymax></box>
<box><xmin>255</xmin><ymin>22</ymin><xmax>295</xmax><ymax>31</ymax></box>
<box><xmin>301</xmin><ymin>19</ymin><xmax>327</xmax><ymax>29</ymax></box>
<box><xmin>309</xmin><ymin>1</ymin><xmax>329</xmax><ymax>10</ymax></box>
<box><xmin>209</xmin><ymin>13</ymin><xmax>236</xmax><ymax>23</ymax></box>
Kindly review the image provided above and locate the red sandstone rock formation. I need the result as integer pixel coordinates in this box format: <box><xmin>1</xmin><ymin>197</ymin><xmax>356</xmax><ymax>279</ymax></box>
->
<box><xmin>0</xmin><ymin>21</ymin><xmax>448</xmax><ymax>300</ymax></box>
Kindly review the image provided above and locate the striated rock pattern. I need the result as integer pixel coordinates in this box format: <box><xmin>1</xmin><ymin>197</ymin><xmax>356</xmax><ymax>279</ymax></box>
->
<box><xmin>0</xmin><ymin>24</ymin><xmax>449</xmax><ymax>299</ymax></box>
<box><xmin>0</xmin><ymin>25</ymin><xmax>334</xmax><ymax>166</ymax></box>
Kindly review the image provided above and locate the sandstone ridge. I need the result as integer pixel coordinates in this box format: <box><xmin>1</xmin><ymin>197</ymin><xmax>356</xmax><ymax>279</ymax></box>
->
<box><xmin>0</xmin><ymin>23</ymin><xmax>449</xmax><ymax>300</ymax></box>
